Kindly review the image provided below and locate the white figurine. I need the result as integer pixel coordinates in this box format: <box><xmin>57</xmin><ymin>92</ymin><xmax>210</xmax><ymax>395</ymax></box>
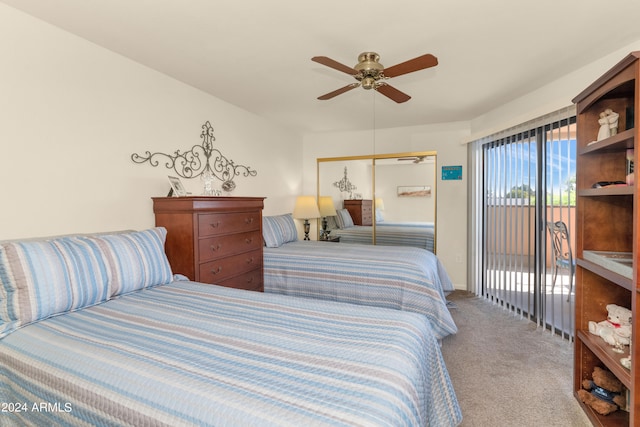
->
<box><xmin>605</xmin><ymin>108</ymin><xmax>619</xmax><ymax>136</ymax></box>
<box><xmin>597</xmin><ymin>111</ymin><xmax>611</xmax><ymax>141</ymax></box>
<box><xmin>596</xmin><ymin>109</ymin><xmax>620</xmax><ymax>141</ymax></box>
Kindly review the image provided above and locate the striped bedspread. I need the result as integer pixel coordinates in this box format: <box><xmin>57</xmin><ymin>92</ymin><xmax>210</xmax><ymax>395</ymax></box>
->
<box><xmin>332</xmin><ymin>222</ymin><xmax>435</xmax><ymax>252</ymax></box>
<box><xmin>0</xmin><ymin>281</ymin><xmax>462</xmax><ymax>427</ymax></box>
<box><xmin>263</xmin><ymin>241</ymin><xmax>457</xmax><ymax>339</ymax></box>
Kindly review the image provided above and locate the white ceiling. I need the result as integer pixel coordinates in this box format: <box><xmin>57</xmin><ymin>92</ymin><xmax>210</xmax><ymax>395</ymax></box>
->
<box><xmin>4</xmin><ymin>0</ymin><xmax>640</xmax><ymax>134</ymax></box>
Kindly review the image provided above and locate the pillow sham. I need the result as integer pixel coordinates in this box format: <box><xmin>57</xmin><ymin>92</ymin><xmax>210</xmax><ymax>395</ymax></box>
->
<box><xmin>335</xmin><ymin>209</ymin><xmax>355</xmax><ymax>229</ymax></box>
<box><xmin>0</xmin><ymin>236</ymin><xmax>110</xmax><ymax>338</ymax></box>
<box><xmin>325</xmin><ymin>215</ymin><xmax>338</xmax><ymax>230</ymax></box>
<box><xmin>262</xmin><ymin>214</ymin><xmax>298</xmax><ymax>248</ymax></box>
<box><xmin>90</xmin><ymin>227</ymin><xmax>173</xmax><ymax>297</ymax></box>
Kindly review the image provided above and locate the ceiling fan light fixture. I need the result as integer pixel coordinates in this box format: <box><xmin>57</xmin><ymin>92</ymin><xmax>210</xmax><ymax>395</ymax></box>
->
<box><xmin>361</xmin><ymin>76</ymin><xmax>376</xmax><ymax>90</ymax></box>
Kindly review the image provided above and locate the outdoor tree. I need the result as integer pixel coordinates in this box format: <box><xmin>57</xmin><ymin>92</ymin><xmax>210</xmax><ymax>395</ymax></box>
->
<box><xmin>505</xmin><ymin>184</ymin><xmax>534</xmax><ymax>199</ymax></box>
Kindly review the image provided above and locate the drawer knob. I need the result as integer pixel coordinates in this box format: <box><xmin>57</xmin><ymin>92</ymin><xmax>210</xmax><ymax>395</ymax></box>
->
<box><xmin>209</xmin><ymin>221</ymin><xmax>221</xmax><ymax>228</ymax></box>
<box><xmin>210</xmin><ymin>244</ymin><xmax>222</xmax><ymax>252</ymax></box>
<box><xmin>246</xmin><ymin>257</ymin><xmax>254</xmax><ymax>264</ymax></box>
<box><xmin>210</xmin><ymin>266</ymin><xmax>222</xmax><ymax>275</ymax></box>
<box><xmin>245</xmin><ymin>217</ymin><xmax>254</xmax><ymax>224</ymax></box>
<box><xmin>245</xmin><ymin>238</ymin><xmax>253</xmax><ymax>244</ymax></box>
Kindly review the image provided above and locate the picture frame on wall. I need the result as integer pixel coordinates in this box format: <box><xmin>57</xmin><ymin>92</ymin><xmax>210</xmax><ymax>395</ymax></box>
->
<box><xmin>397</xmin><ymin>185</ymin><xmax>431</xmax><ymax>197</ymax></box>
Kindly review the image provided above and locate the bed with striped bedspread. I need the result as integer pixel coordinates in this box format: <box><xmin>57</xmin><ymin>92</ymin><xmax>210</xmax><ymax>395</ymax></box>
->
<box><xmin>332</xmin><ymin>222</ymin><xmax>435</xmax><ymax>252</ymax></box>
<box><xmin>0</xmin><ymin>280</ymin><xmax>462</xmax><ymax>427</ymax></box>
<box><xmin>263</xmin><ymin>241</ymin><xmax>457</xmax><ymax>340</ymax></box>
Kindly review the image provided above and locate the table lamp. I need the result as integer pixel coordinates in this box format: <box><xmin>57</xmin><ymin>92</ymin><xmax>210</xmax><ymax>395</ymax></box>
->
<box><xmin>318</xmin><ymin>196</ymin><xmax>337</xmax><ymax>240</ymax></box>
<box><xmin>293</xmin><ymin>196</ymin><xmax>320</xmax><ymax>240</ymax></box>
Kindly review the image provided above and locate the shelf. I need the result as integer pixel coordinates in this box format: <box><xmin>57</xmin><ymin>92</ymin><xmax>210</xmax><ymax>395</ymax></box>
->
<box><xmin>578</xmin><ymin>186</ymin><xmax>634</xmax><ymax>197</ymax></box>
<box><xmin>576</xmin><ymin>397</ymin><xmax>630</xmax><ymax>427</ymax></box>
<box><xmin>582</xmin><ymin>251</ymin><xmax>633</xmax><ymax>280</ymax></box>
<box><xmin>579</xmin><ymin>128</ymin><xmax>635</xmax><ymax>155</ymax></box>
<box><xmin>577</xmin><ymin>330</ymin><xmax>632</xmax><ymax>390</ymax></box>
<box><xmin>577</xmin><ymin>258</ymin><xmax>633</xmax><ymax>291</ymax></box>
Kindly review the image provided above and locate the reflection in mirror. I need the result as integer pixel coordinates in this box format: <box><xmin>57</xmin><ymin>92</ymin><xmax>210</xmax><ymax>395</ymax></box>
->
<box><xmin>318</xmin><ymin>157</ymin><xmax>374</xmax><ymax>242</ymax></box>
<box><xmin>317</xmin><ymin>151</ymin><xmax>436</xmax><ymax>253</ymax></box>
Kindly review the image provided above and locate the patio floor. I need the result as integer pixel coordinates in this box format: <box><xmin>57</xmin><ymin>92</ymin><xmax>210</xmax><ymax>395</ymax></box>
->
<box><xmin>484</xmin><ymin>268</ymin><xmax>574</xmax><ymax>338</ymax></box>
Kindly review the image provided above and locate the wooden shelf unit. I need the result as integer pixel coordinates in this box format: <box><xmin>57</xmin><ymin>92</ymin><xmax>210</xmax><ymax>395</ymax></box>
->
<box><xmin>572</xmin><ymin>51</ymin><xmax>639</xmax><ymax>426</ymax></box>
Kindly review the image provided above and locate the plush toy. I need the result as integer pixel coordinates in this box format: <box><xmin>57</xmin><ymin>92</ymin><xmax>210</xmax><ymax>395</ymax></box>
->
<box><xmin>588</xmin><ymin>304</ymin><xmax>632</xmax><ymax>346</ymax></box>
<box><xmin>577</xmin><ymin>367</ymin><xmax>626</xmax><ymax>415</ymax></box>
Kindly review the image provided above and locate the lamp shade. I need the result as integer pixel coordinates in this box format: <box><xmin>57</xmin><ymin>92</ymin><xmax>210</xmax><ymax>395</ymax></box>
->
<box><xmin>318</xmin><ymin>196</ymin><xmax>337</xmax><ymax>217</ymax></box>
<box><xmin>375</xmin><ymin>197</ymin><xmax>385</xmax><ymax>210</ymax></box>
<box><xmin>293</xmin><ymin>196</ymin><xmax>320</xmax><ymax>219</ymax></box>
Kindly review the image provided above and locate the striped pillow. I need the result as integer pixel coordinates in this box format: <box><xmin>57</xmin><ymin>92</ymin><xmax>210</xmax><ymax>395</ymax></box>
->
<box><xmin>262</xmin><ymin>214</ymin><xmax>298</xmax><ymax>248</ymax></box>
<box><xmin>0</xmin><ymin>236</ymin><xmax>110</xmax><ymax>338</ymax></box>
<box><xmin>92</xmin><ymin>227</ymin><xmax>173</xmax><ymax>297</ymax></box>
<box><xmin>335</xmin><ymin>209</ymin><xmax>355</xmax><ymax>229</ymax></box>
<box><xmin>325</xmin><ymin>215</ymin><xmax>338</xmax><ymax>230</ymax></box>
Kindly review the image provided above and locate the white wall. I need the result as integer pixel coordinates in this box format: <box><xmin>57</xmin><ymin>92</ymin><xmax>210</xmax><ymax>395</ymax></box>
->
<box><xmin>0</xmin><ymin>4</ymin><xmax>302</xmax><ymax>240</ymax></box>
<box><xmin>303</xmin><ymin>121</ymin><xmax>470</xmax><ymax>289</ymax></box>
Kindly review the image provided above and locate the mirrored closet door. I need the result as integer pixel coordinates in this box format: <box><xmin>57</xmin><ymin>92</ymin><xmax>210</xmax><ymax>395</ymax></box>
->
<box><xmin>317</xmin><ymin>151</ymin><xmax>437</xmax><ymax>253</ymax></box>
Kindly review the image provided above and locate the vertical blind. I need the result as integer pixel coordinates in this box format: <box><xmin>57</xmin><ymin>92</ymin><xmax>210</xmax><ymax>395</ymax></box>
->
<box><xmin>468</xmin><ymin>106</ymin><xmax>576</xmax><ymax>339</ymax></box>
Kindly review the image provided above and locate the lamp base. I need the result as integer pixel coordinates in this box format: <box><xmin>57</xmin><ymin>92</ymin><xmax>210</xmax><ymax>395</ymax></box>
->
<box><xmin>303</xmin><ymin>219</ymin><xmax>311</xmax><ymax>241</ymax></box>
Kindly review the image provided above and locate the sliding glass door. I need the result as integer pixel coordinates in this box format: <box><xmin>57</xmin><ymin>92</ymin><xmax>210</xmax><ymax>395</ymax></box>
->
<box><xmin>483</xmin><ymin>131</ymin><xmax>539</xmax><ymax>319</ymax></box>
<box><xmin>474</xmin><ymin>109</ymin><xmax>576</xmax><ymax>339</ymax></box>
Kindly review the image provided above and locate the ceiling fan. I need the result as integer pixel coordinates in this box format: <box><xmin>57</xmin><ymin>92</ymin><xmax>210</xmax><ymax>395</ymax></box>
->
<box><xmin>398</xmin><ymin>155</ymin><xmax>428</xmax><ymax>163</ymax></box>
<box><xmin>311</xmin><ymin>52</ymin><xmax>438</xmax><ymax>103</ymax></box>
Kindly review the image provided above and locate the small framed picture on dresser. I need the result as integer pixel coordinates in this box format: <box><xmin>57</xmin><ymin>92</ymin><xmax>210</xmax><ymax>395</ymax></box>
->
<box><xmin>168</xmin><ymin>176</ymin><xmax>187</xmax><ymax>197</ymax></box>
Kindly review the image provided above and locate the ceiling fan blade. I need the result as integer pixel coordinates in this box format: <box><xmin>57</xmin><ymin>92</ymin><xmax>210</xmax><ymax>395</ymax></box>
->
<box><xmin>383</xmin><ymin>54</ymin><xmax>438</xmax><ymax>78</ymax></box>
<box><xmin>375</xmin><ymin>83</ymin><xmax>411</xmax><ymax>103</ymax></box>
<box><xmin>312</xmin><ymin>56</ymin><xmax>358</xmax><ymax>75</ymax></box>
<box><xmin>317</xmin><ymin>84</ymin><xmax>360</xmax><ymax>100</ymax></box>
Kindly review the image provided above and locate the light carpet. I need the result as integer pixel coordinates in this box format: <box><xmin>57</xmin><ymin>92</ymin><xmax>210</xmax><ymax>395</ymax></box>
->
<box><xmin>441</xmin><ymin>291</ymin><xmax>592</xmax><ymax>427</ymax></box>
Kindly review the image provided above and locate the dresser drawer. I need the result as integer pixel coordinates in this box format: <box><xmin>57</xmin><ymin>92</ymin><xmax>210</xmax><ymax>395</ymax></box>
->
<box><xmin>198</xmin><ymin>211</ymin><xmax>261</xmax><ymax>237</ymax></box>
<box><xmin>198</xmin><ymin>249</ymin><xmax>263</xmax><ymax>283</ymax></box>
<box><xmin>344</xmin><ymin>200</ymin><xmax>373</xmax><ymax>226</ymax></box>
<box><xmin>198</xmin><ymin>230</ymin><xmax>262</xmax><ymax>262</ymax></box>
<box><xmin>217</xmin><ymin>269</ymin><xmax>263</xmax><ymax>292</ymax></box>
<box><xmin>361</xmin><ymin>203</ymin><xmax>372</xmax><ymax>225</ymax></box>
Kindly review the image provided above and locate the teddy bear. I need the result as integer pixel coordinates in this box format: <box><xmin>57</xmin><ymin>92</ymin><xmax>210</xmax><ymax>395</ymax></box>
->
<box><xmin>577</xmin><ymin>367</ymin><xmax>626</xmax><ymax>415</ymax></box>
<box><xmin>588</xmin><ymin>304</ymin><xmax>632</xmax><ymax>346</ymax></box>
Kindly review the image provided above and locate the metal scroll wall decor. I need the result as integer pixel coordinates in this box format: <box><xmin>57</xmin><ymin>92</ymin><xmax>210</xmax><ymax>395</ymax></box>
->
<box><xmin>333</xmin><ymin>166</ymin><xmax>357</xmax><ymax>199</ymax></box>
<box><xmin>131</xmin><ymin>121</ymin><xmax>257</xmax><ymax>195</ymax></box>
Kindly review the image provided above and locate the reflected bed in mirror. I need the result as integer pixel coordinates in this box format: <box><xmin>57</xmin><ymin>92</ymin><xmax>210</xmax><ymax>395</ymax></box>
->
<box><xmin>329</xmin><ymin>207</ymin><xmax>435</xmax><ymax>252</ymax></box>
<box><xmin>318</xmin><ymin>151</ymin><xmax>437</xmax><ymax>253</ymax></box>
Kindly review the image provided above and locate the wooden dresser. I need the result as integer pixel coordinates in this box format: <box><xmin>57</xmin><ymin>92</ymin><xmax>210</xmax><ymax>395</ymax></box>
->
<box><xmin>343</xmin><ymin>199</ymin><xmax>372</xmax><ymax>226</ymax></box>
<box><xmin>153</xmin><ymin>196</ymin><xmax>265</xmax><ymax>292</ymax></box>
